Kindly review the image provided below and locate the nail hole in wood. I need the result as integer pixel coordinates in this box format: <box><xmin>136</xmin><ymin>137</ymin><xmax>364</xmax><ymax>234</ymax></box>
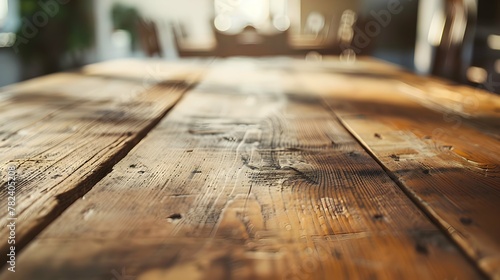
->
<box><xmin>373</xmin><ymin>214</ymin><xmax>384</xmax><ymax>221</ymax></box>
<box><xmin>460</xmin><ymin>217</ymin><xmax>473</xmax><ymax>226</ymax></box>
<box><xmin>167</xmin><ymin>213</ymin><xmax>182</xmax><ymax>222</ymax></box>
<box><xmin>415</xmin><ymin>243</ymin><xmax>429</xmax><ymax>255</ymax></box>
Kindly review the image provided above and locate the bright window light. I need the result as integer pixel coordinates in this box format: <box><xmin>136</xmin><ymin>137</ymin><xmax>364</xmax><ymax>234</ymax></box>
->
<box><xmin>214</xmin><ymin>0</ymin><xmax>270</xmax><ymax>31</ymax></box>
<box><xmin>239</xmin><ymin>0</ymin><xmax>267</xmax><ymax>25</ymax></box>
<box><xmin>487</xmin><ymin>34</ymin><xmax>500</xmax><ymax>50</ymax></box>
<box><xmin>0</xmin><ymin>0</ymin><xmax>8</xmax><ymax>28</ymax></box>
<box><xmin>466</xmin><ymin>66</ymin><xmax>487</xmax><ymax>84</ymax></box>
<box><xmin>0</xmin><ymin>32</ymin><xmax>15</xmax><ymax>47</ymax></box>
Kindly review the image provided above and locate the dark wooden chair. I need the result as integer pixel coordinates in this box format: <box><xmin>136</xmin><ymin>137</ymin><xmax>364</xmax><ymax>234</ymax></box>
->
<box><xmin>136</xmin><ymin>19</ymin><xmax>162</xmax><ymax>57</ymax></box>
<box><xmin>214</xmin><ymin>26</ymin><xmax>292</xmax><ymax>57</ymax></box>
<box><xmin>432</xmin><ymin>0</ymin><xmax>477</xmax><ymax>82</ymax></box>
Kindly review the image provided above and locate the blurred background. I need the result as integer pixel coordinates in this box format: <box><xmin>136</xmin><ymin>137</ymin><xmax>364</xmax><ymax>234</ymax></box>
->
<box><xmin>0</xmin><ymin>0</ymin><xmax>499</xmax><ymax>93</ymax></box>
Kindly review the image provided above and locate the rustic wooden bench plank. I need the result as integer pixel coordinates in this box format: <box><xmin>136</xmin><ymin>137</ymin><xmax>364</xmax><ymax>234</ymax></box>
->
<box><xmin>4</xmin><ymin>59</ymin><xmax>482</xmax><ymax>279</ymax></box>
<box><xmin>291</xmin><ymin>59</ymin><xmax>500</xmax><ymax>278</ymax></box>
<box><xmin>397</xmin><ymin>71</ymin><xmax>500</xmax><ymax>136</ymax></box>
<box><xmin>0</xmin><ymin>59</ymin><xmax>206</xmax><ymax>266</ymax></box>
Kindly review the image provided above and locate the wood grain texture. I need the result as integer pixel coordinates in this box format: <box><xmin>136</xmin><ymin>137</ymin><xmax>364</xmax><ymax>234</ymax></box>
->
<box><xmin>4</xmin><ymin>59</ymin><xmax>482</xmax><ymax>280</ymax></box>
<box><xmin>0</xmin><ymin>59</ymin><xmax>206</xmax><ymax>264</ymax></box>
<box><xmin>292</xmin><ymin>58</ymin><xmax>500</xmax><ymax>278</ymax></box>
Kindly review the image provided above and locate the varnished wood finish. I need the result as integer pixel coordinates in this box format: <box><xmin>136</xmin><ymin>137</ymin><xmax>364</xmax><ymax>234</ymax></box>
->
<box><xmin>295</xmin><ymin>57</ymin><xmax>500</xmax><ymax>278</ymax></box>
<box><xmin>2</xmin><ymin>60</ymin><xmax>485</xmax><ymax>280</ymax></box>
<box><xmin>0</xmin><ymin>59</ymin><xmax>205</xmax><ymax>265</ymax></box>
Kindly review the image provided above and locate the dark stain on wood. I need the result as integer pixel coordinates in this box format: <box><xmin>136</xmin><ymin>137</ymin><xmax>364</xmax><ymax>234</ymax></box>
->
<box><xmin>167</xmin><ymin>213</ymin><xmax>182</xmax><ymax>221</ymax></box>
<box><xmin>460</xmin><ymin>217</ymin><xmax>473</xmax><ymax>226</ymax></box>
<box><xmin>416</xmin><ymin>243</ymin><xmax>429</xmax><ymax>255</ymax></box>
<box><xmin>373</xmin><ymin>214</ymin><xmax>384</xmax><ymax>221</ymax></box>
<box><xmin>390</xmin><ymin>154</ymin><xmax>400</xmax><ymax>161</ymax></box>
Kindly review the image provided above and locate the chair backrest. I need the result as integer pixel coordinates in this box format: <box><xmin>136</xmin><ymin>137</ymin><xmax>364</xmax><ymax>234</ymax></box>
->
<box><xmin>136</xmin><ymin>19</ymin><xmax>162</xmax><ymax>57</ymax></box>
<box><xmin>171</xmin><ymin>22</ymin><xmax>184</xmax><ymax>54</ymax></box>
<box><xmin>214</xmin><ymin>26</ymin><xmax>291</xmax><ymax>57</ymax></box>
<box><xmin>432</xmin><ymin>0</ymin><xmax>477</xmax><ymax>81</ymax></box>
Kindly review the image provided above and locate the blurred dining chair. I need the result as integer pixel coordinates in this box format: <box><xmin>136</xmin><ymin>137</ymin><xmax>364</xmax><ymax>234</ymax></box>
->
<box><xmin>288</xmin><ymin>8</ymin><xmax>375</xmax><ymax>57</ymax></box>
<box><xmin>213</xmin><ymin>25</ymin><xmax>292</xmax><ymax>57</ymax></box>
<box><xmin>171</xmin><ymin>22</ymin><xmax>216</xmax><ymax>57</ymax></box>
<box><xmin>136</xmin><ymin>18</ymin><xmax>162</xmax><ymax>57</ymax></box>
<box><xmin>432</xmin><ymin>0</ymin><xmax>477</xmax><ymax>82</ymax></box>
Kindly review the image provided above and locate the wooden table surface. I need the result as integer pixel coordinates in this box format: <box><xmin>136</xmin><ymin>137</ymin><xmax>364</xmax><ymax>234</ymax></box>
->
<box><xmin>0</xmin><ymin>57</ymin><xmax>499</xmax><ymax>280</ymax></box>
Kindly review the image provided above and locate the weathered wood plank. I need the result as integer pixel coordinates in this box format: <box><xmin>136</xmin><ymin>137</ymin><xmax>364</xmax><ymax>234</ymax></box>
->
<box><xmin>4</xmin><ymin>60</ymin><xmax>482</xmax><ymax>279</ymax></box>
<box><xmin>291</xmin><ymin>59</ymin><xmax>500</xmax><ymax>278</ymax></box>
<box><xmin>397</xmin><ymin>71</ymin><xmax>500</xmax><ymax>136</ymax></box>
<box><xmin>0</xmin><ymin>59</ymin><xmax>206</xmax><ymax>265</ymax></box>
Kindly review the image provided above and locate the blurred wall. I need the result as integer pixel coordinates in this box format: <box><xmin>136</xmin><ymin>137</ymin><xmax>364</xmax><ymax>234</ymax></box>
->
<box><xmin>360</xmin><ymin>0</ymin><xmax>419</xmax><ymax>69</ymax></box>
<box><xmin>415</xmin><ymin>0</ymin><xmax>444</xmax><ymax>75</ymax></box>
<box><xmin>0</xmin><ymin>49</ymin><xmax>21</xmax><ymax>87</ymax></box>
<box><xmin>0</xmin><ymin>0</ymin><xmax>20</xmax><ymax>87</ymax></box>
<box><xmin>93</xmin><ymin>0</ymin><xmax>214</xmax><ymax>60</ymax></box>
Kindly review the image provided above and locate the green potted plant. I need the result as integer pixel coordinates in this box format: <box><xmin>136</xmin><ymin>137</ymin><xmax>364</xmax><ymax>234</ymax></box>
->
<box><xmin>15</xmin><ymin>0</ymin><xmax>93</xmax><ymax>78</ymax></box>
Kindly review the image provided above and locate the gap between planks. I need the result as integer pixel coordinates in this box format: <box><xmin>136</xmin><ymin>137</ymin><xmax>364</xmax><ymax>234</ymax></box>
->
<box><xmin>303</xmin><ymin>58</ymin><xmax>500</xmax><ymax>279</ymax></box>
<box><xmin>2</xmin><ymin>58</ymin><xmax>485</xmax><ymax>280</ymax></box>
<box><xmin>323</xmin><ymin>103</ymin><xmax>492</xmax><ymax>280</ymax></box>
<box><xmin>2</xmin><ymin>83</ymin><xmax>191</xmax><ymax>266</ymax></box>
<box><xmin>0</xmin><ymin>60</ymin><xmax>206</xmax><ymax>267</ymax></box>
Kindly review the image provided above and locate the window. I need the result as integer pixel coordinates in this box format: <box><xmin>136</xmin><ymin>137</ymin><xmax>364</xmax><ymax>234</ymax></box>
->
<box><xmin>214</xmin><ymin>0</ymin><xmax>294</xmax><ymax>32</ymax></box>
<box><xmin>0</xmin><ymin>0</ymin><xmax>16</xmax><ymax>48</ymax></box>
<box><xmin>214</xmin><ymin>0</ymin><xmax>269</xmax><ymax>31</ymax></box>
<box><xmin>0</xmin><ymin>0</ymin><xmax>8</xmax><ymax>28</ymax></box>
